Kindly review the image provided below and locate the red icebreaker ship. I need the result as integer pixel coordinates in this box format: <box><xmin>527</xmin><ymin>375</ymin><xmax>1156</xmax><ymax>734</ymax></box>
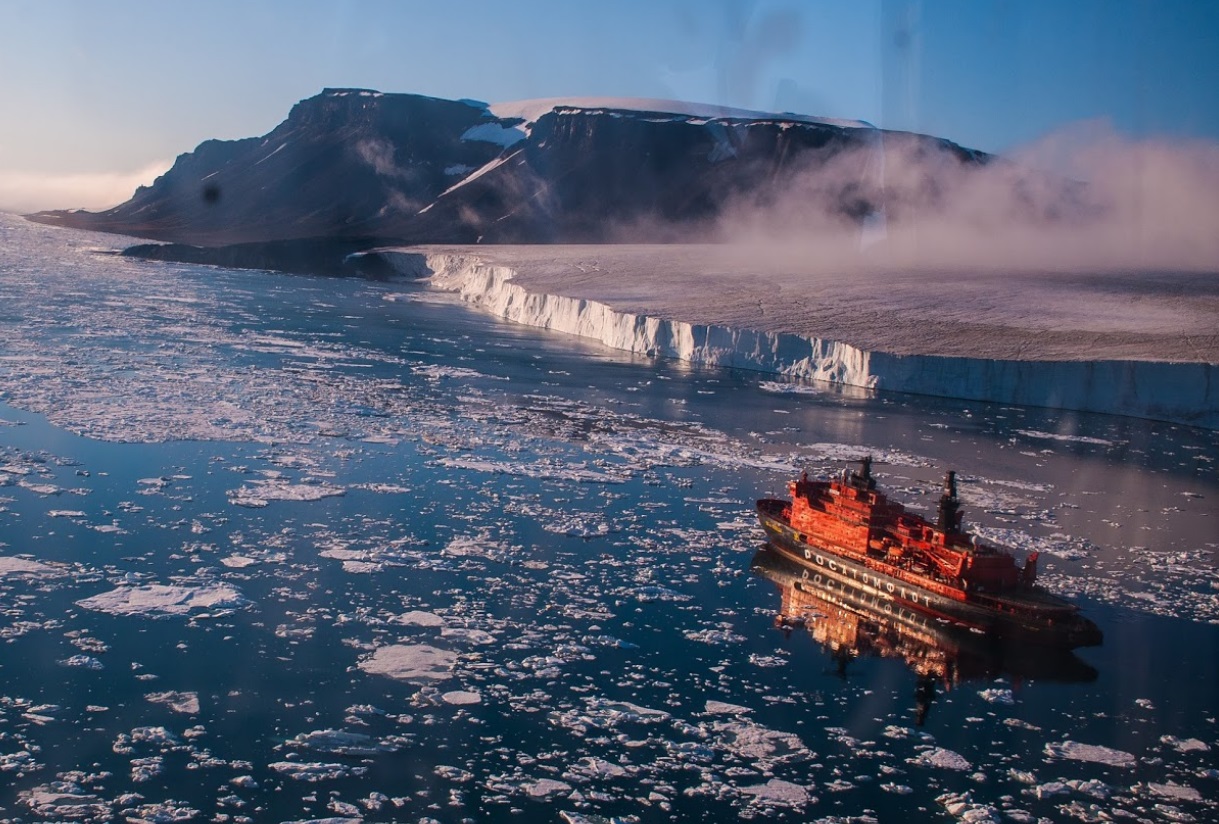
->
<box><xmin>757</xmin><ymin>457</ymin><xmax>1102</xmax><ymax>647</ymax></box>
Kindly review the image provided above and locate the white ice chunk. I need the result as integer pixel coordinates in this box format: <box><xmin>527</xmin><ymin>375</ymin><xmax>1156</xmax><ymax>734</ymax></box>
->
<box><xmin>220</xmin><ymin>554</ymin><xmax>259</xmax><ymax>568</ymax></box>
<box><xmin>523</xmin><ymin>778</ymin><xmax>572</xmax><ymax>798</ymax></box>
<box><xmin>390</xmin><ymin>610</ymin><xmax>445</xmax><ymax>627</ymax></box>
<box><xmin>268</xmin><ymin>761</ymin><xmax>369</xmax><ymax>781</ymax></box>
<box><xmin>76</xmin><ymin>583</ymin><xmax>249</xmax><ymax>616</ymax></box>
<box><xmin>1143</xmin><ymin>782</ymin><xmax>1203</xmax><ymax>801</ymax></box>
<box><xmin>978</xmin><ymin>688</ymin><xmax>1015</xmax><ymax>705</ymax></box>
<box><xmin>910</xmin><ymin>747</ymin><xmax>972</xmax><ymax>771</ymax></box>
<box><xmin>1044</xmin><ymin>741</ymin><xmax>1136</xmax><ymax>768</ymax></box>
<box><xmin>285</xmin><ymin>729</ymin><xmax>400</xmax><ymax>755</ymax></box>
<box><xmin>739</xmin><ymin>778</ymin><xmax>813</xmax><ymax>808</ymax></box>
<box><xmin>0</xmin><ymin>556</ymin><xmax>62</xmax><ymax>577</ymax></box>
<box><xmin>357</xmin><ymin>644</ymin><xmax>457</xmax><ymax>682</ymax></box>
<box><xmin>227</xmin><ymin>480</ymin><xmax>346</xmax><ymax>508</ymax></box>
<box><xmin>1160</xmin><ymin>735</ymin><xmax>1209</xmax><ymax>753</ymax></box>
<box><xmin>441</xmin><ymin>690</ymin><xmax>481</xmax><ymax>705</ymax></box>
<box><xmin>704</xmin><ymin>700</ymin><xmax>753</xmax><ymax>715</ymax></box>
<box><xmin>145</xmin><ymin>691</ymin><xmax>201</xmax><ymax>714</ymax></box>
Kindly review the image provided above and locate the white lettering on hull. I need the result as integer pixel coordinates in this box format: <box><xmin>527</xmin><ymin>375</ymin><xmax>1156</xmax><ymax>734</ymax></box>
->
<box><xmin>795</xmin><ymin>545</ymin><xmax>935</xmax><ymax>610</ymax></box>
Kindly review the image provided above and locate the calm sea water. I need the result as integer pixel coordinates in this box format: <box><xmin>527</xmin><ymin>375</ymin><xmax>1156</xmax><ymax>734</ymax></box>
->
<box><xmin>1</xmin><ymin>214</ymin><xmax>1216</xmax><ymax>823</ymax></box>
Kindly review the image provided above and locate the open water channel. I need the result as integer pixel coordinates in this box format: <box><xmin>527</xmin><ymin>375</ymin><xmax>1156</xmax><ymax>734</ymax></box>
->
<box><xmin>1</xmin><ymin>214</ymin><xmax>1216</xmax><ymax>822</ymax></box>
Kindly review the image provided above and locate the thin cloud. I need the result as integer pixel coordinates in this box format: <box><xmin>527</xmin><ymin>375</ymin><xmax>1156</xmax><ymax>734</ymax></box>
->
<box><xmin>715</xmin><ymin>121</ymin><xmax>1219</xmax><ymax>274</ymax></box>
<box><xmin>0</xmin><ymin>160</ymin><xmax>172</xmax><ymax>214</ymax></box>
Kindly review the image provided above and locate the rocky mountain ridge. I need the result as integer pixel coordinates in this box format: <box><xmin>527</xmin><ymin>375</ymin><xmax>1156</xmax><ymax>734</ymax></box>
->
<box><xmin>30</xmin><ymin>88</ymin><xmax>992</xmax><ymax>250</ymax></box>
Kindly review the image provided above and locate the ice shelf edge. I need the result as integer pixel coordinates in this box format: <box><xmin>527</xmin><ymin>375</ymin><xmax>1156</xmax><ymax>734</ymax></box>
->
<box><xmin>395</xmin><ymin>250</ymin><xmax>1217</xmax><ymax>430</ymax></box>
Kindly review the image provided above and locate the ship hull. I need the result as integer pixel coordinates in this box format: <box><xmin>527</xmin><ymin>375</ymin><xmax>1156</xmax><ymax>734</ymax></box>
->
<box><xmin>751</xmin><ymin>547</ymin><xmax>1099</xmax><ymax>684</ymax></box>
<box><xmin>758</xmin><ymin>500</ymin><xmax>1101</xmax><ymax>648</ymax></box>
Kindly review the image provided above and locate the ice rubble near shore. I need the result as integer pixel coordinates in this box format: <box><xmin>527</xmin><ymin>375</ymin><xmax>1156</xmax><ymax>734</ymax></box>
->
<box><xmin>405</xmin><ymin>249</ymin><xmax>1219</xmax><ymax>428</ymax></box>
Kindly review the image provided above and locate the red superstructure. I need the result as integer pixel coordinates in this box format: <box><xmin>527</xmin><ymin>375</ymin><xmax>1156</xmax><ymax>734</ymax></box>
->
<box><xmin>780</xmin><ymin>457</ymin><xmax>1036</xmax><ymax>601</ymax></box>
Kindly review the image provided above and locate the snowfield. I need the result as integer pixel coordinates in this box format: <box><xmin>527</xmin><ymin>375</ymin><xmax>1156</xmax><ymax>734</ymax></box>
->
<box><xmin>483</xmin><ymin>96</ymin><xmax>872</xmax><ymax>131</ymax></box>
<box><xmin>380</xmin><ymin>245</ymin><xmax>1219</xmax><ymax>428</ymax></box>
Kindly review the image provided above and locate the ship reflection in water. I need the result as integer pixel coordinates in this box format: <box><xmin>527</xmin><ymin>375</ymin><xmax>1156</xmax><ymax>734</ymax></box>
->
<box><xmin>751</xmin><ymin>546</ymin><xmax>1098</xmax><ymax>725</ymax></box>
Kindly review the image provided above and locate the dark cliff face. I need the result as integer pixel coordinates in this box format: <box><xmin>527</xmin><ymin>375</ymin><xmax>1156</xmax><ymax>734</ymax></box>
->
<box><xmin>29</xmin><ymin>89</ymin><xmax>996</xmax><ymax>246</ymax></box>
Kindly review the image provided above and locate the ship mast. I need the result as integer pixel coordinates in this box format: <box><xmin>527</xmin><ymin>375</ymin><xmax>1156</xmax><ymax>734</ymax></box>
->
<box><xmin>851</xmin><ymin>455</ymin><xmax>877</xmax><ymax>491</ymax></box>
<box><xmin>936</xmin><ymin>470</ymin><xmax>963</xmax><ymax>533</ymax></box>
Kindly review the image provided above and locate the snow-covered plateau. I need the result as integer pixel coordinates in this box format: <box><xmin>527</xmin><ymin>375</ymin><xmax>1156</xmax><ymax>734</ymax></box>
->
<box><xmin>378</xmin><ymin>246</ymin><xmax>1219</xmax><ymax>429</ymax></box>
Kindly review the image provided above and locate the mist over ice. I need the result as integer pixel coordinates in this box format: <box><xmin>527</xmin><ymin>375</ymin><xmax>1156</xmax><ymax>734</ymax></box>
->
<box><xmin>713</xmin><ymin>121</ymin><xmax>1219</xmax><ymax>275</ymax></box>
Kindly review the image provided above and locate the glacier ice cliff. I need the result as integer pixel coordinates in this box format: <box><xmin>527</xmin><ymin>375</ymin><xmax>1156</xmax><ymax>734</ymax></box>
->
<box><xmin>382</xmin><ymin>250</ymin><xmax>1217</xmax><ymax>430</ymax></box>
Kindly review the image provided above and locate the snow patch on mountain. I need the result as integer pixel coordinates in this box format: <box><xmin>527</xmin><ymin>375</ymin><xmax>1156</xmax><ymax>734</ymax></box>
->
<box><xmin>423</xmin><ymin>150</ymin><xmax>523</xmax><ymax>213</ymax></box>
<box><xmin>460</xmin><ymin>122</ymin><xmax>526</xmax><ymax>147</ymax></box>
<box><xmin>485</xmin><ymin>97</ymin><xmax>870</xmax><ymax>130</ymax></box>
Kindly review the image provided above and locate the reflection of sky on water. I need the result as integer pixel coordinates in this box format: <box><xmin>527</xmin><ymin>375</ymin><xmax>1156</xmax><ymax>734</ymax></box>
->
<box><xmin>1</xmin><ymin>216</ymin><xmax>1216</xmax><ymax>821</ymax></box>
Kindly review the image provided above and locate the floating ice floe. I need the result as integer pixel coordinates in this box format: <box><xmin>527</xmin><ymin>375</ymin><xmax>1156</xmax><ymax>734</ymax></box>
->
<box><xmin>269</xmin><ymin>761</ymin><xmax>370</xmax><ymax>781</ymax></box>
<box><xmin>351</xmin><ymin>482</ymin><xmax>412</xmax><ymax>493</ymax></box>
<box><xmin>684</xmin><ymin>627</ymin><xmax>746</xmax><ymax>645</ymax></box>
<box><xmin>631</xmin><ymin>585</ymin><xmax>691</xmax><ymax>603</ymax></box>
<box><xmin>76</xmin><ymin>583</ymin><xmax>249</xmax><ymax>616</ymax></box>
<box><xmin>2</xmin><ymin>749</ymin><xmax>43</xmax><ymax>773</ymax></box>
<box><xmin>0</xmin><ymin>556</ymin><xmax>63</xmax><ymax>578</ymax></box>
<box><xmin>802</xmin><ymin>443</ymin><xmax>929</xmax><ymax>467</ymax></box>
<box><xmin>1015</xmin><ymin>429</ymin><xmax>1116</xmax><ymax>447</ymax></box>
<box><xmin>441</xmin><ymin>690</ymin><xmax>481</xmax><ymax>705</ymax></box>
<box><xmin>739</xmin><ymin>777</ymin><xmax>815</xmax><ymax>809</ymax></box>
<box><xmin>758</xmin><ymin>380</ymin><xmax>821</xmax><ymax>396</ymax></box>
<box><xmin>521</xmin><ymin>777</ymin><xmax>573</xmax><ymax>798</ymax></box>
<box><xmin>20</xmin><ymin>786</ymin><xmax>110</xmax><ymax>820</ymax></box>
<box><xmin>227</xmin><ymin>480</ymin><xmax>346</xmax><ymax>508</ymax></box>
<box><xmin>937</xmin><ymin>791</ymin><xmax>1001</xmax><ymax>822</ymax></box>
<box><xmin>1160</xmin><ymin>735</ymin><xmax>1209</xmax><ymax>753</ymax></box>
<box><xmin>357</xmin><ymin>644</ymin><xmax>458</xmax><ymax>682</ymax></box>
<box><xmin>285</xmin><ymin>729</ymin><xmax>401</xmax><ymax>756</ymax></box>
<box><xmin>391</xmin><ymin>610</ymin><xmax>446</xmax><ymax>627</ymax></box>
<box><xmin>1141</xmin><ymin>781</ymin><xmax>1203</xmax><ymax>802</ymax></box>
<box><xmin>569</xmin><ymin>698</ymin><xmax>671</xmax><ymax>731</ymax></box>
<box><xmin>978</xmin><ymin>687</ymin><xmax>1016</xmax><ymax>705</ymax></box>
<box><xmin>130</xmin><ymin>755</ymin><xmax>163</xmax><ymax>783</ymax></box>
<box><xmin>412</xmin><ymin>363</ymin><xmax>505</xmax><ymax>381</ymax></box>
<box><xmin>58</xmin><ymin>655</ymin><xmax>104</xmax><ymax>670</ymax></box>
<box><xmin>145</xmin><ymin>691</ymin><xmax>201</xmax><ymax>715</ymax></box>
<box><xmin>1043</xmin><ymin>741</ymin><xmax>1136</xmax><ymax>768</ymax></box>
<box><xmin>970</xmin><ymin>526</ymin><xmax>1093</xmax><ymax>560</ymax></box>
<box><xmin>436</xmin><ymin>456</ymin><xmax>627</xmax><ymax>484</ymax></box>
<box><xmin>341</xmin><ymin>560</ymin><xmax>382</xmax><ymax>573</ymax></box>
<box><xmin>910</xmin><ymin>747</ymin><xmax>973</xmax><ymax>771</ymax></box>
<box><xmin>704</xmin><ymin>700</ymin><xmax>753</xmax><ymax>715</ymax></box>
<box><xmin>443</xmin><ymin>534</ymin><xmax>517</xmax><ymax>560</ymax></box>
<box><xmin>709</xmin><ymin>719</ymin><xmax>809</xmax><ymax>765</ymax></box>
<box><xmin>435</xmin><ymin>764</ymin><xmax>475</xmax><ymax>782</ymax></box>
<box><xmin>17</xmin><ymin>480</ymin><xmax>62</xmax><ymax>495</ymax></box>
<box><xmin>440</xmin><ymin>627</ymin><xmax>496</xmax><ymax>645</ymax></box>
<box><xmin>542</xmin><ymin>513</ymin><xmax>621</xmax><ymax>537</ymax></box>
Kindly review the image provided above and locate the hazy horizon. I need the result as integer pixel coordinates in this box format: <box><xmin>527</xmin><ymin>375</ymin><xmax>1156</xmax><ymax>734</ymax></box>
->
<box><xmin>2</xmin><ymin>0</ymin><xmax>1217</xmax><ymax>213</ymax></box>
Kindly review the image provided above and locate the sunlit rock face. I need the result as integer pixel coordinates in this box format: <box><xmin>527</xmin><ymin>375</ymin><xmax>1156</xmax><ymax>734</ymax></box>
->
<box><xmin>31</xmin><ymin>90</ymin><xmax>497</xmax><ymax>245</ymax></box>
<box><xmin>29</xmin><ymin>88</ymin><xmax>991</xmax><ymax>246</ymax></box>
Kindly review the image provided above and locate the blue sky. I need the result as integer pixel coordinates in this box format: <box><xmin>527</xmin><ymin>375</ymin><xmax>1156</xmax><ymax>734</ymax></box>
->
<box><xmin>2</xmin><ymin>0</ymin><xmax>1217</xmax><ymax>210</ymax></box>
